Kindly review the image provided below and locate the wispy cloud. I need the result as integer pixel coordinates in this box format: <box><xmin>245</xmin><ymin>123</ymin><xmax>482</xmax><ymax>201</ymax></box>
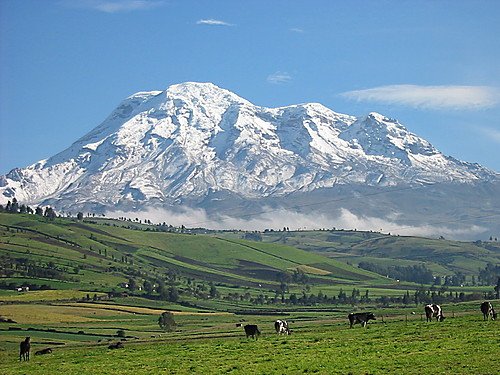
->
<box><xmin>290</xmin><ymin>28</ymin><xmax>304</xmax><ymax>33</ymax></box>
<box><xmin>479</xmin><ymin>127</ymin><xmax>500</xmax><ymax>143</ymax></box>
<box><xmin>196</xmin><ymin>19</ymin><xmax>234</xmax><ymax>26</ymax></box>
<box><xmin>341</xmin><ymin>84</ymin><xmax>500</xmax><ymax>110</ymax></box>
<box><xmin>61</xmin><ymin>0</ymin><xmax>164</xmax><ymax>13</ymax></box>
<box><xmin>267</xmin><ymin>71</ymin><xmax>292</xmax><ymax>84</ymax></box>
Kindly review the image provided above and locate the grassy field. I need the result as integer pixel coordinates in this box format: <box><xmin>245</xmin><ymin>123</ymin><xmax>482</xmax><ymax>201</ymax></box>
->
<box><xmin>243</xmin><ymin>229</ymin><xmax>500</xmax><ymax>278</ymax></box>
<box><xmin>0</xmin><ymin>305</ymin><xmax>498</xmax><ymax>374</ymax></box>
<box><xmin>0</xmin><ymin>213</ymin><xmax>385</xmax><ymax>293</ymax></box>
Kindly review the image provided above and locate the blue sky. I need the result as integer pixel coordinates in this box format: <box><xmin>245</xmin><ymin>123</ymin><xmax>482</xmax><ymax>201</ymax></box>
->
<box><xmin>1</xmin><ymin>0</ymin><xmax>499</xmax><ymax>174</ymax></box>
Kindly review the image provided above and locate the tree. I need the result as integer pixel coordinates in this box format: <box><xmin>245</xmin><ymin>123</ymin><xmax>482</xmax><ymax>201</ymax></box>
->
<box><xmin>158</xmin><ymin>285</ymin><xmax>167</xmax><ymax>300</ymax></box>
<box><xmin>143</xmin><ymin>280</ymin><xmax>154</xmax><ymax>295</ymax></box>
<box><xmin>495</xmin><ymin>277</ymin><xmax>500</xmax><ymax>299</ymax></box>
<box><xmin>35</xmin><ymin>206</ymin><xmax>43</xmax><ymax>216</ymax></box>
<box><xmin>168</xmin><ymin>286</ymin><xmax>179</xmax><ymax>302</ymax></box>
<box><xmin>44</xmin><ymin>206</ymin><xmax>56</xmax><ymax>220</ymax></box>
<box><xmin>209</xmin><ymin>282</ymin><xmax>218</xmax><ymax>298</ymax></box>
<box><xmin>10</xmin><ymin>198</ymin><xmax>19</xmax><ymax>213</ymax></box>
<box><xmin>158</xmin><ymin>311</ymin><xmax>176</xmax><ymax>332</ymax></box>
<box><xmin>77</xmin><ymin>212</ymin><xmax>84</xmax><ymax>220</ymax></box>
<box><xmin>127</xmin><ymin>278</ymin><xmax>137</xmax><ymax>291</ymax></box>
<box><xmin>116</xmin><ymin>329</ymin><xmax>126</xmax><ymax>337</ymax></box>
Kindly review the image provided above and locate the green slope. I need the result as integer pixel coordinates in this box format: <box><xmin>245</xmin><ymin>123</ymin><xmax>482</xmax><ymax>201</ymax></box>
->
<box><xmin>247</xmin><ymin>229</ymin><xmax>500</xmax><ymax>276</ymax></box>
<box><xmin>0</xmin><ymin>213</ymin><xmax>383</xmax><ymax>293</ymax></box>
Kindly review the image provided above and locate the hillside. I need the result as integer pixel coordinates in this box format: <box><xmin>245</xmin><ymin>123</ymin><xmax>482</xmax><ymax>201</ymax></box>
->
<box><xmin>0</xmin><ymin>213</ymin><xmax>385</xmax><ymax>298</ymax></box>
<box><xmin>1</xmin><ymin>212</ymin><xmax>497</xmax><ymax>361</ymax></box>
<box><xmin>241</xmin><ymin>229</ymin><xmax>500</xmax><ymax>278</ymax></box>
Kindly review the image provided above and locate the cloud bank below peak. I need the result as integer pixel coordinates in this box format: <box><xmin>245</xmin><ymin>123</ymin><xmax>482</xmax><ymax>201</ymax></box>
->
<box><xmin>105</xmin><ymin>206</ymin><xmax>485</xmax><ymax>240</ymax></box>
<box><xmin>341</xmin><ymin>85</ymin><xmax>500</xmax><ymax>110</ymax></box>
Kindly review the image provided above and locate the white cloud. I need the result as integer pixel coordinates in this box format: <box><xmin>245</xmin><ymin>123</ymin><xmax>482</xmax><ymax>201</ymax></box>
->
<box><xmin>341</xmin><ymin>85</ymin><xmax>500</xmax><ymax>110</ymax></box>
<box><xmin>61</xmin><ymin>0</ymin><xmax>164</xmax><ymax>13</ymax></box>
<box><xmin>479</xmin><ymin>127</ymin><xmax>500</xmax><ymax>143</ymax></box>
<box><xmin>196</xmin><ymin>19</ymin><xmax>234</xmax><ymax>26</ymax></box>
<box><xmin>105</xmin><ymin>206</ymin><xmax>484</xmax><ymax>240</ymax></box>
<box><xmin>332</xmin><ymin>209</ymin><xmax>484</xmax><ymax>239</ymax></box>
<box><xmin>267</xmin><ymin>71</ymin><xmax>292</xmax><ymax>84</ymax></box>
<box><xmin>290</xmin><ymin>28</ymin><xmax>304</xmax><ymax>33</ymax></box>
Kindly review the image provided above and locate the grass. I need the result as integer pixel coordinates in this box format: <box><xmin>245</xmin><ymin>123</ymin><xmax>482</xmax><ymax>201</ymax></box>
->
<box><xmin>0</xmin><ymin>310</ymin><xmax>498</xmax><ymax>374</ymax></box>
<box><xmin>0</xmin><ymin>290</ymin><xmax>107</xmax><ymax>303</ymax></box>
<box><xmin>250</xmin><ymin>229</ymin><xmax>500</xmax><ymax>277</ymax></box>
<box><xmin>1</xmin><ymin>213</ymin><xmax>381</xmax><ymax>293</ymax></box>
<box><xmin>2</xmin><ymin>213</ymin><xmax>499</xmax><ymax>373</ymax></box>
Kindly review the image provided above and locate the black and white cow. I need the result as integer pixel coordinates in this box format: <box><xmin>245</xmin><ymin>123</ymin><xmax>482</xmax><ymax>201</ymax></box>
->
<box><xmin>274</xmin><ymin>320</ymin><xmax>291</xmax><ymax>335</ymax></box>
<box><xmin>348</xmin><ymin>312</ymin><xmax>376</xmax><ymax>328</ymax></box>
<box><xmin>480</xmin><ymin>301</ymin><xmax>497</xmax><ymax>321</ymax></box>
<box><xmin>425</xmin><ymin>304</ymin><xmax>445</xmax><ymax>322</ymax></box>
<box><xmin>243</xmin><ymin>324</ymin><xmax>261</xmax><ymax>339</ymax></box>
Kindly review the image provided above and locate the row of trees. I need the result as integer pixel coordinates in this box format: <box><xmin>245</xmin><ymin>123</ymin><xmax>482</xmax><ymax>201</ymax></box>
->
<box><xmin>358</xmin><ymin>262</ymin><xmax>434</xmax><ymax>284</ymax></box>
<box><xmin>0</xmin><ymin>198</ymin><xmax>56</xmax><ymax>219</ymax></box>
<box><xmin>221</xmin><ymin>285</ymin><xmax>499</xmax><ymax>307</ymax></box>
<box><xmin>0</xmin><ymin>255</ymin><xmax>78</xmax><ymax>282</ymax></box>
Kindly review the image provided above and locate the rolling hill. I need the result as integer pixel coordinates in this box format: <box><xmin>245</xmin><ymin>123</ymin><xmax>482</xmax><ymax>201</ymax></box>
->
<box><xmin>244</xmin><ymin>229</ymin><xmax>500</xmax><ymax>278</ymax></box>
<box><xmin>0</xmin><ymin>213</ymin><xmax>385</xmax><ymax>297</ymax></box>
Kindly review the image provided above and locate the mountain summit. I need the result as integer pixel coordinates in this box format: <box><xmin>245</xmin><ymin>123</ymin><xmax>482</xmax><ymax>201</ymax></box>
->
<box><xmin>1</xmin><ymin>82</ymin><xmax>498</xmax><ymax>237</ymax></box>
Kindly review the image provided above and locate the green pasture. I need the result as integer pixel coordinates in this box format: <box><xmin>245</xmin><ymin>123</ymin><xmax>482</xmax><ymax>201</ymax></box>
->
<box><xmin>252</xmin><ymin>229</ymin><xmax>500</xmax><ymax>277</ymax></box>
<box><xmin>1</xmin><ymin>307</ymin><xmax>498</xmax><ymax>375</ymax></box>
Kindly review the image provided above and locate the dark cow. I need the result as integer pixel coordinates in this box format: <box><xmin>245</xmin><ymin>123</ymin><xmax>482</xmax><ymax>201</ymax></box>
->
<box><xmin>425</xmin><ymin>304</ymin><xmax>445</xmax><ymax>322</ymax></box>
<box><xmin>274</xmin><ymin>320</ymin><xmax>290</xmax><ymax>335</ymax></box>
<box><xmin>348</xmin><ymin>312</ymin><xmax>376</xmax><ymax>328</ymax></box>
<box><xmin>480</xmin><ymin>301</ymin><xmax>497</xmax><ymax>321</ymax></box>
<box><xmin>243</xmin><ymin>324</ymin><xmax>261</xmax><ymax>339</ymax></box>
<box><xmin>108</xmin><ymin>342</ymin><xmax>124</xmax><ymax>349</ymax></box>
<box><xmin>35</xmin><ymin>348</ymin><xmax>53</xmax><ymax>355</ymax></box>
<box><xmin>19</xmin><ymin>337</ymin><xmax>30</xmax><ymax>361</ymax></box>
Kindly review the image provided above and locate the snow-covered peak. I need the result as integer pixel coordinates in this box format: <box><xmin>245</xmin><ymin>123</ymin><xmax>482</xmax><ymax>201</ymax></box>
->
<box><xmin>0</xmin><ymin>82</ymin><xmax>497</xmax><ymax>210</ymax></box>
<box><xmin>166</xmin><ymin>81</ymin><xmax>252</xmax><ymax>107</ymax></box>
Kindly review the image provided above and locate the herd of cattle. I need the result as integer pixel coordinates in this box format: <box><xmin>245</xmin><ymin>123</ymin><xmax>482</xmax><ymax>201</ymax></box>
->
<box><xmin>18</xmin><ymin>301</ymin><xmax>497</xmax><ymax>360</ymax></box>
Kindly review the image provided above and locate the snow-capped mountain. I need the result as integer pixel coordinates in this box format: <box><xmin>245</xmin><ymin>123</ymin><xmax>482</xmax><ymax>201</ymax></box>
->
<box><xmin>0</xmin><ymin>82</ymin><xmax>498</xmax><ymax>237</ymax></box>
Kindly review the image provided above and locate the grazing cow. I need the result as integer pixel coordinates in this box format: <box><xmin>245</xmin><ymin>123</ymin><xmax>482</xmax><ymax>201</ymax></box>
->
<box><xmin>348</xmin><ymin>312</ymin><xmax>376</xmax><ymax>328</ymax></box>
<box><xmin>243</xmin><ymin>324</ymin><xmax>261</xmax><ymax>339</ymax></box>
<box><xmin>425</xmin><ymin>304</ymin><xmax>445</xmax><ymax>322</ymax></box>
<box><xmin>480</xmin><ymin>301</ymin><xmax>497</xmax><ymax>321</ymax></box>
<box><xmin>274</xmin><ymin>320</ymin><xmax>291</xmax><ymax>335</ymax></box>
<box><xmin>19</xmin><ymin>337</ymin><xmax>30</xmax><ymax>361</ymax></box>
<box><xmin>35</xmin><ymin>348</ymin><xmax>52</xmax><ymax>355</ymax></box>
<box><xmin>108</xmin><ymin>342</ymin><xmax>124</xmax><ymax>349</ymax></box>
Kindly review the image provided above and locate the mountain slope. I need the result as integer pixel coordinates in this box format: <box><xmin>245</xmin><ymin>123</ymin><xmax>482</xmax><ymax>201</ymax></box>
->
<box><xmin>0</xmin><ymin>82</ymin><xmax>498</xmax><ymax>239</ymax></box>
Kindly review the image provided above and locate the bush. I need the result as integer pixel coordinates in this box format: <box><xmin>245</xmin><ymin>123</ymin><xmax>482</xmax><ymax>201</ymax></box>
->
<box><xmin>116</xmin><ymin>329</ymin><xmax>126</xmax><ymax>337</ymax></box>
<box><xmin>158</xmin><ymin>311</ymin><xmax>176</xmax><ymax>332</ymax></box>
